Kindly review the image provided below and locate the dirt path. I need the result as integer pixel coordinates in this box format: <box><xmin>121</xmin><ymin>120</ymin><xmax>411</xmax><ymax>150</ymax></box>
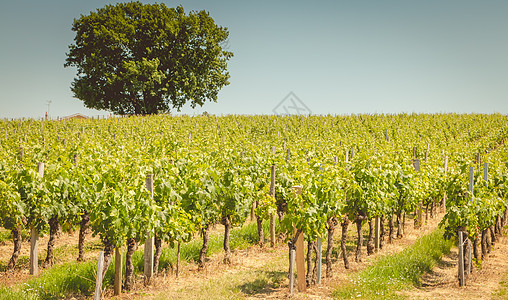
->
<box><xmin>284</xmin><ymin>212</ymin><xmax>445</xmax><ymax>300</ymax></box>
<box><xmin>2</xmin><ymin>211</ymin><xmax>476</xmax><ymax>300</ymax></box>
<box><xmin>112</xmin><ymin>212</ymin><xmax>446</xmax><ymax>299</ymax></box>
<box><xmin>402</xmin><ymin>233</ymin><xmax>508</xmax><ymax>299</ymax></box>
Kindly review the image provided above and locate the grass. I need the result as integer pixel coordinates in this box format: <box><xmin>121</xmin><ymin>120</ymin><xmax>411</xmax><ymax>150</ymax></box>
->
<box><xmin>0</xmin><ymin>288</ymin><xmax>38</xmax><ymax>300</ymax></box>
<box><xmin>333</xmin><ymin>226</ymin><xmax>454</xmax><ymax>299</ymax></box>
<box><xmin>136</xmin><ymin>219</ymin><xmax>270</xmax><ymax>273</ymax></box>
<box><xmin>154</xmin><ymin>244</ymin><xmax>288</xmax><ymax>300</ymax></box>
<box><xmin>0</xmin><ymin>260</ymin><xmax>115</xmax><ymax>300</ymax></box>
<box><xmin>492</xmin><ymin>267</ymin><xmax>508</xmax><ymax>299</ymax></box>
<box><xmin>0</xmin><ymin>220</ymin><xmax>269</xmax><ymax>299</ymax></box>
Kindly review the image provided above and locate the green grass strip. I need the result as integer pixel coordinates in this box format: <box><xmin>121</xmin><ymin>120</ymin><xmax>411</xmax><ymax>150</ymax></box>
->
<box><xmin>0</xmin><ymin>261</ymin><xmax>109</xmax><ymax>300</ymax></box>
<box><xmin>333</xmin><ymin>227</ymin><xmax>454</xmax><ymax>300</ymax></box>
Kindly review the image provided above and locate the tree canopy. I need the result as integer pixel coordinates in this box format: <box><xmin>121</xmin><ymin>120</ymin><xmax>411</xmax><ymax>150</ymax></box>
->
<box><xmin>65</xmin><ymin>2</ymin><xmax>233</xmax><ymax>115</ymax></box>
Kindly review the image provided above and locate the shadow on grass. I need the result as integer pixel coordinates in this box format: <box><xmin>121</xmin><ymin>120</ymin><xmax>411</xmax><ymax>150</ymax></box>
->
<box><xmin>237</xmin><ymin>270</ymin><xmax>286</xmax><ymax>296</ymax></box>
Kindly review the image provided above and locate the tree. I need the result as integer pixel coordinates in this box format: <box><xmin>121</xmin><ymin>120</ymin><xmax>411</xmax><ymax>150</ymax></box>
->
<box><xmin>65</xmin><ymin>2</ymin><xmax>233</xmax><ymax>115</ymax></box>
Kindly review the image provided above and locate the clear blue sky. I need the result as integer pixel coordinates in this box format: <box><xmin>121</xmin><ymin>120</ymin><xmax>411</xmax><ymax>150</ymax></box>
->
<box><xmin>1</xmin><ymin>0</ymin><xmax>507</xmax><ymax>118</ymax></box>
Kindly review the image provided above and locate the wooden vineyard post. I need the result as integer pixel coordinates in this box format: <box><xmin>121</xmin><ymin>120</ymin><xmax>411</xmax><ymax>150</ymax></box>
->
<box><xmin>289</xmin><ymin>247</ymin><xmax>296</xmax><ymax>295</ymax></box>
<box><xmin>94</xmin><ymin>251</ymin><xmax>105</xmax><ymax>300</ymax></box>
<box><xmin>114</xmin><ymin>247</ymin><xmax>122</xmax><ymax>296</ymax></box>
<box><xmin>144</xmin><ymin>174</ymin><xmax>154</xmax><ymax>284</ymax></box>
<box><xmin>443</xmin><ymin>156</ymin><xmax>448</xmax><ymax>213</ymax></box>
<box><xmin>29</xmin><ymin>228</ymin><xmax>39</xmax><ymax>276</ymax></box>
<box><xmin>316</xmin><ymin>237</ymin><xmax>322</xmax><ymax>285</ymax></box>
<box><xmin>290</xmin><ymin>186</ymin><xmax>306</xmax><ymax>293</ymax></box>
<box><xmin>30</xmin><ymin>162</ymin><xmax>44</xmax><ymax>276</ymax></box>
<box><xmin>413</xmin><ymin>159</ymin><xmax>422</xmax><ymax>228</ymax></box>
<box><xmin>483</xmin><ymin>158</ymin><xmax>489</xmax><ymax>261</ymax></box>
<box><xmin>458</xmin><ymin>166</ymin><xmax>475</xmax><ymax>284</ymax></box>
<box><xmin>458</xmin><ymin>231</ymin><xmax>465</xmax><ymax>287</ymax></box>
<box><xmin>270</xmin><ymin>164</ymin><xmax>276</xmax><ymax>247</ymax></box>
<box><xmin>469</xmin><ymin>167</ymin><xmax>474</xmax><ymax>200</ymax></box>
<box><xmin>296</xmin><ymin>230</ymin><xmax>306</xmax><ymax>292</ymax></box>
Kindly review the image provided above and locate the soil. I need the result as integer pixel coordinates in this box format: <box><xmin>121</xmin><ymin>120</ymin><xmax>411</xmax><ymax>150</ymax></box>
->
<box><xmin>106</xmin><ymin>212</ymin><xmax>447</xmax><ymax>299</ymax></box>
<box><xmin>266</xmin><ymin>212</ymin><xmax>446</xmax><ymax>299</ymax></box>
<box><xmin>0</xmin><ymin>229</ymin><xmax>100</xmax><ymax>287</ymax></box>
<box><xmin>2</xmin><ymin>212</ymin><xmax>508</xmax><ymax>300</ymax></box>
<box><xmin>402</xmin><ymin>232</ymin><xmax>508</xmax><ymax>299</ymax></box>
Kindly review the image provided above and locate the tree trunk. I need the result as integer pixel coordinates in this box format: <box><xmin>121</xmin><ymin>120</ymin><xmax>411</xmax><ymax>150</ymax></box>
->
<box><xmin>153</xmin><ymin>234</ymin><xmax>162</xmax><ymax>276</ymax></box>
<box><xmin>312</xmin><ymin>242</ymin><xmax>318</xmax><ymax>284</ymax></box>
<box><xmin>463</xmin><ymin>234</ymin><xmax>470</xmax><ymax>274</ymax></box>
<box><xmin>496</xmin><ymin>216</ymin><xmax>502</xmax><ymax>237</ymax></box>
<box><xmin>425</xmin><ymin>203</ymin><xmax>429</xmax><ymax>222</ymax></box>
<box><xmin>102</xmin><ymin>239</ymin><xmax>115</xmax><ymax>280</ymax></box>
<box><xmin>306</xmin><ymin>240</ymin><xmax>316</xmax><ymax>286</ymax></box>
<box><xmin>341</xmin><ymin>216</ymin><xmax>350</xmax><ymax>269</ymax></box>
<box><xmin>367</xmin><ymin>218</ymin><xmax>375</xmax><ymax>255</ymax></box>
<box><xmin>43</xmin><ymin>216</ymin><xmax>59</xmax><ymax>267</ymax></box>
<box><xmin>379</xmin><ymin>215</ymin><xmax>385</xmax><ymax>249</ymax></box>
<box><xmin>481</xmin><ymin>229</ymin><xmax>488</xmax><ymax>259</ymax></box>
<box><xmin>430</xmin><ymin>201</ymin><xmax>435</xmax><ymax>218</ymax></box>
<box><xmin>325</xmin><ymin>217</ymin><xmax>337</xmax><ymax>277</ymax></box>
<box><xmin>124</xmin><ymin>238</ymin><xmax>137</xmax><ymax>290</ymax></box>
<box><xmin>250</xmin><ymin>202</ymin><xmax>255</xmax><ymax>221</ymax></box>
<box><xmin>402</xmin><ymin>212</ymin><xmax>406</xmax><ymax>234</ymax></box>
<box><xmin>355</xmin><ymin>217</ymin><xmax>363</xmax><ymax>263</ymax></box>
<box><xmin>7</xmin><ymin>224</ymin><xmax>22</xmax><ymax>270</ymax></box>
<box><xmin>490</xmin><ymin>225</ymin><xmax>497</xmax><ymax>244</ymax></box>
<box><xmin>223</xmin><ymin>215</ymin><xmax>232</xmax><ymax>264</ymax></box>
<box><xmin>255</xmin><ymin>201</ymin><xmax>264</xmax><ymax>247</ymax></box>
<box><xmin>388</xmin><ymin>215</ymin><xmax>394</xmax><ymax>244</ymax></box>
<box><xmin>77</xmin><ymin>211</ymin><xmax>89</xmax><ymax>262</ymax></box>
<box><xmin>198</xmin><ymin>225</ymin><xmax>210</xmax><ymax>270</ymax></box>
<box><xmin>473</xmin><ymin>235</ymin><xmax>479</xmax><ymax>261</ymax></box>
<box><xmin>396</xmin><ymin>212</ymin><xmax>404</xmax><ymax>238</ymax></box>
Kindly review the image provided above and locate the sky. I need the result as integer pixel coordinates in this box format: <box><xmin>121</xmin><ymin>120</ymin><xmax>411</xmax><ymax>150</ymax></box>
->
<box><xmin>1</xmin><ymin>0</ymin><xmax>508</xmax><ymax>119</ymax></box>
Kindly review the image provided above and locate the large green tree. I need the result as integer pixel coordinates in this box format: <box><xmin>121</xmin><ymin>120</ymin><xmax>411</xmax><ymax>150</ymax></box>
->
<box><xmin>65</xmin><ymin>2</ymin><xmax>233</xmax><ymax>115</ymax></box>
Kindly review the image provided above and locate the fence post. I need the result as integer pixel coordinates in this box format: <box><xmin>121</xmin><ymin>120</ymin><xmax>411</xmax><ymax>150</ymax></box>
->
<box><xmin>296</xmin><ymin>231</ymin><xmax>306</xmax><ymax>292</ymax></box>
<box><xmin>458</xmin><ymin>231</ymin><xmax>465</xmax><ymax>287</ymax></box>
<box><xmin>94</xmin><ymin>251</ymin><xmax>105</xmax><ymax>300</ymax></box>
<box><xmin>114</xmin><ymin>248</ymin><xmax>122</xmax><ymax>296</ymax></box>
<box><xmin>30</xmin><ymin>162</ymin><xmax>44</xmax><ymax>276</ymax></box>
<box><xmin>289</xmin><ymin>246</ymin><xmax>296</xmax><ymax>295</ymax></box>
<box><xmin>291</xmin><ymin>186</ymin><xmax>306</xmax><ymax>292</ymax></box>
<box><xmin>413</xmin><ymin>159</ymin><xmax>422</xmax><ymax>228</ymax></box>
<box><xmin>270</xmin><ymin>164</ymin><xmax>276</xmax><ymax>247</ymax></box>
<box><xmin>144</xmin><ymin>174</ymin><xmax>154</xmax><ymax>284</ymax></box>
<box><xmin>469</xmin><ymin>167</ymin><xmax>474</xmax><ymax>200</ymax></box>
<box><xmin>443</xmin><ymin>156</ymin><xmax>448</xmax><ymax>213</ymax></box>
<box><xmin>316</xmin><ymin>237</ymin><xmax>322</xmax><ymax>284</ymax></box>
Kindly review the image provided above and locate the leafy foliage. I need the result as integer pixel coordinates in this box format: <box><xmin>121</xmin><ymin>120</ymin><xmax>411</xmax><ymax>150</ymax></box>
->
<box><xmin>65</xmin><ymin>2</ymin><xmax>233</xmax><ymax>114</ymax></box>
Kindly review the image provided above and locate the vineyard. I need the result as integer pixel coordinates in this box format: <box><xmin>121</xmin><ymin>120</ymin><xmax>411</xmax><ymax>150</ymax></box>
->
<box><xmin>1</xmin><ymin>113</ymin><xmax>508</xmax><ymax>299</ymax></box>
